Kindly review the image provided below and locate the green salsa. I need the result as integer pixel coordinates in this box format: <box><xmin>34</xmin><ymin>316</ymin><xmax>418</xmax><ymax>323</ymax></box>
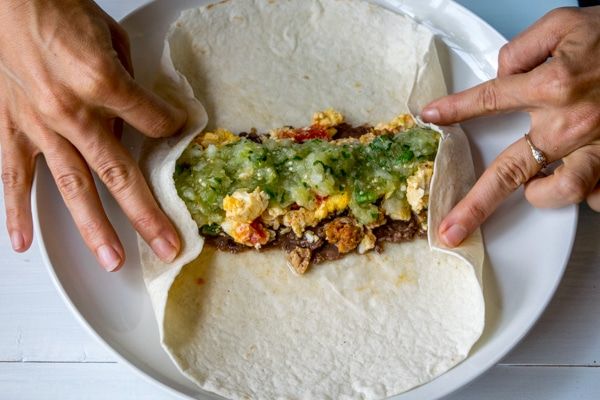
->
<box><xmin>174</xmin><ymin>127</ymin><xmax>440</xmax><ymax>227</ymax></box>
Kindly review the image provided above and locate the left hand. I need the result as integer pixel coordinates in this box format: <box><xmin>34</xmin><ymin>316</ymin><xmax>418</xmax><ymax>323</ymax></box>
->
<box><xmin>421</xmin><ymin>6</ymin><xmax>600</xmax><ymax>247</ymax></box>
<box><xmin>0</xmin><ymin>0</ymin><xmax>186</xmax><ymax>271</ymax></box>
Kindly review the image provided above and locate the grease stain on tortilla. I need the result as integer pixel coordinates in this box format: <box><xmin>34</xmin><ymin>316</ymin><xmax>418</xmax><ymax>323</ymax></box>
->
<box><xmin>395</xmin><ymin>272</ymin><xmax>416</xmax><ymax>287</ymax></box>
<box><xmin>244</xmin><ymin>344</ymin><xmax>258</xmax><ymax>360</ymax></box>
<box><xmin>355</xmin><ymin>283</ymin><xmax>371</xmax><ymax>292</ymax></box>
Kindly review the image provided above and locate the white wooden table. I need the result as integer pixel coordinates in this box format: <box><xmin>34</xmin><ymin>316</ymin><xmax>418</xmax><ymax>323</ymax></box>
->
<box><xmin>1</xmin><ymin>1</ymin><xmax>599</xmax><ymax>399</ymax></box>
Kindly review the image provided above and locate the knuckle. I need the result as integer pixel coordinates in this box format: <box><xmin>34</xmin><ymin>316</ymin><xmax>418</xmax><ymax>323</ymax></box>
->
<box><xmin>546</xmin><ymin>7</ymin><xmax>580</xmax><ymax>23</ymax></box>
<box><xmin>80</xmin><ymin>56</ymin><xmax>121</xmax><ymax>100</ymax></box>
<box><xmin>79</xmin><ymin>218</ymin><xmax>104</xmax><ymax>239</ymax></box>
<box><xmin>465</xmin><ymin>202</ymin><xmax>488</xmax><ymax>225</ymax></box>
<box><xmin>128</xmin><ymin>93</ymin><xmax>183</xmax><ymax>137</ymax></box>
<box><xmin>132</xmin><ymin>212</ymin><xmax>160</xmax><ymax>235</ymax></box>
<box><xmin>97</xmin><ymin>159</ymin><xmax>135</xmax><ymax>195</ymax></box>
<box><xmin>557</xmin><ymin>172</ymin><xmax>589</xmax><ymax>204</ymax></box>
<box><xmin>498</xmin><ymin>44</ymin><xmax>514</xmax><ymax>72</ymax></box>
<box><xmin>540</xmin><ymin>63</ymin><xmax>577</xmax><ymax>106</ymax></box>
<box><xmin>36</xmin><ymin>88</ymin><xmax>78</xmax><ymax>120</ymax></box>
<box><xmin>576</xmin><ymin>108</ymin><xmax>600</xmax><ymax>139</ymax></box>
<box><xmin>478</xmin><ymin>82</ymin><xmax>499</xmax><ymax>112</ymax></box>
<box><xmin>494</xmin><ymin>156</ymin><xmax>530</xmax><ymax>193</ymax></box>
<box><xmin>148</xmin><ymin>110</ymin><xmax>178</xmax><ymax>136</ymax></box>
<box><xmin>5</xmin><ymin>205</ymin><xmax>23</xmax><ymax>222</ymax></box>
<box><xmin>55</xmin><ymin>169</ymin><xmax>90</xmax><ymax>201</ymax></box>
<box><xmin>440</xmin><ymin>99</ymin><xmax>460</xmax><ymax>124</ymax></box>
<box><xmin>1</xmin><ymin>167</ymin><xmax>25</xmax><ymax>190</ymax></box>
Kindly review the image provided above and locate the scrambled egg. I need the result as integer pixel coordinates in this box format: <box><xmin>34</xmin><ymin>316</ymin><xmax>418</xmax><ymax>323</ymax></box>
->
<box><xmin>355</xmin><ymin>113</ymin><xmax>415</xmax><ymax>145</ymax></box>
<box><xmin>198</xmin><ymin>128</ymin><xmax>239</xmax><ymax>147</ymax></box>
<box><xmin>221</xmin><ymin>219</ymin><xmax>269</xmax><ymax>249</ymax></box>
<box><xmin>358</xmin><ymin>131</ymin><xmax>377</xmax><ymax>144</ymax></box>
<box><xmin>178</xmin><ymin>109</ymin><xmax>441</xmax><ymax>269</ymax></box>
<box><xmin>382</xmin><ymin>195</ymin><xmax>412</xmax><ymax>221</ymax></box>
<box><xmin>221</xmin><ymin>188</ymin><xmax>270</xmax><ymax>247</ymax></box>
<box><xmin>312</xmin><ymin>108</ymin><xmax>344</xmax><ymax>128</ymax></box>
<box><xmin>223</xmin><ymin>188</ymin><xmax>269</xmax><ymax>223</ymax></box>
<box><xmin>406</xmin><ymin>162</ymin><xmax>434</xmax><ymax>214</ymax></box>
<box><xmin>314</xmin><ymin>193</ymin><xmax>349</xmax><ymax>220</ymax></box>
<box><xmin>375</xmin><ymin>114</ymin><xmax>415</xmax><ymax>132</ymax></box>
<box><xmin>283</xmin><ymin>193</ymin><xmax>349</xmax><ymax>237</ymax></box>
<box><xmin>283</xmin><ymin>208</ymin><xmax>317</xmax><ymax>237</ymax></box>
<box><xmin>269</xmin><ymin>126</ymin><xmax>294</xmax><ymax>139</ymax></box>
<box><xmin>261</xmin><ymin>206</ymin><xmax>286</xmax><ymax>229</ymax></box>
<box><xmin>358</xmin><ymin>229</ymin><xmax>376</xmax><ymax>254</ymax></box>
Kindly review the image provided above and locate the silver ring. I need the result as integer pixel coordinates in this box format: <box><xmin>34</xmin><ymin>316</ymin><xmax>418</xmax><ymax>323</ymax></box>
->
<box><xmin>524</xmin><ymin>133</ymin><xmax>548</xmax><ymax>169</ymax></box>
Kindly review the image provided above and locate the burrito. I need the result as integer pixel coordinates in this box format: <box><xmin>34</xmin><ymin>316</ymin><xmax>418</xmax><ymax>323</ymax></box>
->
<box><xmin>174</xmin><ymin>110</ymin><xmax>440</xmax><ymax>274</ymax></box>
<box><xmin>138</xmin><ymin>0</ymin><xmax>485</xmax><ymax>399</ymax></box>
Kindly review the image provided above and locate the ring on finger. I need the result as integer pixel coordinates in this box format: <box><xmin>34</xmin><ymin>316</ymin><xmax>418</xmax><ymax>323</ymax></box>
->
<box><xmin>524</xmin><ymin>133</ymin><xmax>548</xmax><ymax>169</ymax></box>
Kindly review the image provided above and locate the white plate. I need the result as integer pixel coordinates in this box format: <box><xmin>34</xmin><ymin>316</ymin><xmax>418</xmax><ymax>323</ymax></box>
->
<box><xmin>34</xmin><ymin>1</ymin><xmax>578</xmax><ymax>399</ymax></box>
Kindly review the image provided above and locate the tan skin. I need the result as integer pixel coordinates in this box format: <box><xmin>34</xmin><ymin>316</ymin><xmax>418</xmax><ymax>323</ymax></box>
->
<box><xmin>422</xmin><ymin>7</ymin><xmax>600</xmax><ymax>247</ymax></box>
<box><xmin>2</xmin><ymin>3</ymin><xmax>598</xmax><ymax>267</ymax></box>
<box><xmin>0</xmin><ymin>0</ymin><xmax>187</xmax><ymax>271</ymax></box>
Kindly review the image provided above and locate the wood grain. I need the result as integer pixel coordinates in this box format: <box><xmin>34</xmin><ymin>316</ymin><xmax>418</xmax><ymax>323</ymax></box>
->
<box><xmin>0</xmin><ymin>1</ymin><xmax>598</xmax><ymax>399</ymax></box>
<box><xmin>1</xmin><ymin>363</ymin><xmax>599</xmax><ymax>400</ymax></box>
<box><xmin>0</xmin><ymin>362</ymin><xmax>180</xmax><ymax>400</ymax></box>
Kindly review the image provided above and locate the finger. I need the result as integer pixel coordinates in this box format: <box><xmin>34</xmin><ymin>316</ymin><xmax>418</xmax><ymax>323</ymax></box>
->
<box><xmin>496</xmin><ymin>9</ymin><xmax>567</xmax><ymax>77</ymax></box>
<box><xmin>587</xmin><ymin>185</ymin><xmax>600</xmax><ymax>212</ymax></box>
<box><xmin>64</xmin><ymin>116</ymin><xmax>181</xmax><ymax>263</ymax></box>
<box><xmin>37</xmin><ymin>130</ymin><xmax>125</xmax><ymax>272</ymax></box>
<box><xmin>98</xmin><ymin>62</ymin><xmax>187</xmax><ymax>139</ymax></box>
<box><xmin>438</xmin><ymin>134</ymin><xmax>547</xmax><ymax>247</ymax></box>
<box><xmin>0</xmin><ymin>129</ymin><xmax>38</xmax><ymax>252</ymax></box>
<box><xmin>525</xmin><ymin>145</ymin><xmax>600</xmax><ymax>208</ymax></box>
<box><xmin>421</xmin><ymin>72</ymin><xmax>538</xmax><ymax>125</ymax></box>
<box><xmin>89</xmin><ymin>0</ymin><xmax>132</xmax><ymax>76</ymax></box>
<box><xmin>108</xmin><ymin>20</ymin><xmax>133</xmax><ymax>76</ymax></box>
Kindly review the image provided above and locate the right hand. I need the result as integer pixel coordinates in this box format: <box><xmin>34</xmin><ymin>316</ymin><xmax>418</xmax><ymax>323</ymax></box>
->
<box><xmin>421</xmin><ymin>7</ymin><xmax>600</xmax><ymax>247</ymax></box>
<box><xmin>0</xmin><ymin>0</ymin><xmax>187</xmax><ymax>270</ymax></box>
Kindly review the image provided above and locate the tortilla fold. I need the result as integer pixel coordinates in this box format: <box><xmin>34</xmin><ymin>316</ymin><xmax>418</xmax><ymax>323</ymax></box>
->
<box><xmin>137</xmin><ymin>1</ymin><xmax>484</xmax><ymax>399</ymax></box>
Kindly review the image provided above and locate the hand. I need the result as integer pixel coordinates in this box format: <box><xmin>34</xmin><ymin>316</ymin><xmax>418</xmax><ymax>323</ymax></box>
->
<box><xmin>421</xmin><ymin>7</ymin><xmax>600</xmax><ymax>247</ymax></box>
<box><xmin>0</xmin><ymin>0</ymin><xmax>187</xmax><ymax>270</ymax></box>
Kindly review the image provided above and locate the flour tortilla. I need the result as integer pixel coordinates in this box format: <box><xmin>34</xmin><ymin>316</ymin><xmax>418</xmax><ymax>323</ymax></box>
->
<box><xmin>137</xmin><ymin>1</ymin><xmax>484</xmax><ymax>399</ymax></box>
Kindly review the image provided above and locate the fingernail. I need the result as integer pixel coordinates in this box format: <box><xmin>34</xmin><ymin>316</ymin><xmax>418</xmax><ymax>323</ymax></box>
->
<box><xmin>151</xmin><ymin>237</ymin><xmax>177</xmax><ymax>263</ymax></box>
<box><xmin>441</xmin><ymin>224</ymin><xmax>468</xmax><ymax>247</ymax></box>
<box><xmin>97</xmin><ymin>245</ymin><xmax>122</xmax><ymax>272</ymax></box>
<box><xmin>421</xmin><ymin>107</ymin><xmax>440</xmax><ymax>122</ymax></box>
<box><xmin>10</xmin><ymin>231</ymin><xmax>25</xmax><ymax>252</ymax></box>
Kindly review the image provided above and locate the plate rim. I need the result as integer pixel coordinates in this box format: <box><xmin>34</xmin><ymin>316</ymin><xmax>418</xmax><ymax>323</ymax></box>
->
<box><xmin>32</xmin><ymin>1</ymin><xmax>579</xmax><ymax>399</ymax></box>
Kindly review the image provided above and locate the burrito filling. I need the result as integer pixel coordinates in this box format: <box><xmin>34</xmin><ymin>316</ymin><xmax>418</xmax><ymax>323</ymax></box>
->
<box><xmin>174</xmin><ymin>110</ymin><xmax>440</xmax><ymax>274</ymax></box>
